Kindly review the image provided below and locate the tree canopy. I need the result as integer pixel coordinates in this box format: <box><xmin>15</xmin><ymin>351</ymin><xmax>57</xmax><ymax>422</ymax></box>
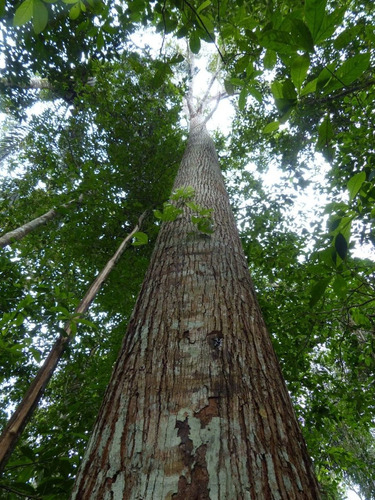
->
<box><xmin>0</xmin><ymin>0</ymin><xmax>374</xmax><ymax>498</ymax></box>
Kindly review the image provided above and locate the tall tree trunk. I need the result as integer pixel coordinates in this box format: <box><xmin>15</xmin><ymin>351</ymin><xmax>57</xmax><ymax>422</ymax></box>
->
<box><xmin>0</xmin><ymin>196</ymin><xmax>83</xmax><ymax>248</ymax></box>
<box><xmin>0</xmin><ymin>212</ymin><xmax>146</xmax><ymax>474</ymax></box>
<box><xmin>71</xmin><ymin>115</ymin><xmax>321</xmax><ymax>499</ymax></box>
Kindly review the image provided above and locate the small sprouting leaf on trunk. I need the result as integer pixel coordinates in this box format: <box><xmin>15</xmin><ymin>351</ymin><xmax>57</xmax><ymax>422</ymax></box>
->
<box><xmin>335</xmin><ymin>233</ymin><xmax>348</xmax><ymax>260</ymax></box>
<box><xmin>347</xmin><ymin>171</ymin><xmax>366</xmax><ymax>202</ymax></box>
<box><xmin>132</xmin><ymin>231</ymin><xmax>148</xmax><ymax>246</ymax></box>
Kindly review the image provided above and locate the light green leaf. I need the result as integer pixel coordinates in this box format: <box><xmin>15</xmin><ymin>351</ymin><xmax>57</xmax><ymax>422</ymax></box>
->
<box><xmin>197</xmin><ymin>0</ymin><xmax>211</xmax><ymax>13</ymax></box>
<box><xmin>347</xmin><ymin>171</ymin><xmax>366</xmax><ymax>202</ymax></box>
<box><xmin>263</xmin><ymin>49</ymin><xmax>276</xmax><ymax>70</ymax></box>
<box><xmin>69</xmin><ymin>2</ymin><xmax>81</xmax><ymax>19</ymax></box>
<box><xmin>62</xmin><ymin>0</ymin><xmax>79</xmax><ymax>3</ymax></box>
<box><xmin>132</xmin><ymin>231</ymin><xmax>148</xmax><ymax>246</ymax></box>
<box><xmin>304</xmin><ymin>0</ymin><xmax>326</xmax><ymax>41</ymax></box>
<box><xmin>263</xmin><ymin>121</ymin><xmax>280</xmax><ymax>134</ymax></box>
<box><xmin>300</xmin><ymin>77</ymin><xmax>318</xmax><ymax>96</ymax></box>
<box><xmin>32</xmin><ymin>0</ymin><xmax>48</xmax><ymax>33</ymax></box>
<box><xmin>14</xmin><ymin>0</ymin><xmax>33</xmax><ymax>26</ymax></box>
<box><xmin>291</xmin><ymin>54</ymin><xmax>310</xmax><ymax>91</ymax></box>
<box><xmin>271</xmin><ymin>81</ymin><xmax>283</xmax><ymax>99</ymax></box>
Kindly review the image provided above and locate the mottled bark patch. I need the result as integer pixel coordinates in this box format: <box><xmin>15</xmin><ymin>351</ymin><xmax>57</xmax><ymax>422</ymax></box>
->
<box><xmin>172</xmin><ymin>444</ymin><xmax>209</xmax><ymax>499</ymax></box>
<box><xmin>195</xmin><ymin>397</ymin><xmax>219</xmax><ymax>428</ymax></box>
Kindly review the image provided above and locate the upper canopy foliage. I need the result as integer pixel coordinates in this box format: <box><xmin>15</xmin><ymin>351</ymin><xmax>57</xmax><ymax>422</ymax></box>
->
<box><xmin>0</xmin><ymin>0</ymin><xmax>374</xmax><ymax>498</ymax></box>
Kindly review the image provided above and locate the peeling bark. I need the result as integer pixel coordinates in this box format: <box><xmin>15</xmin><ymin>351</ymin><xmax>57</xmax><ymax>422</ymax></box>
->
<box><xmin>71</xmin><ymin>114</ymin><xmax>321</xmax><ymax>499</ymax></box>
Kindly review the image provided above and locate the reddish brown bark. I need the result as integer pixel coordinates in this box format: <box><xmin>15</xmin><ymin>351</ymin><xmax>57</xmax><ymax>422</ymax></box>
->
<box><xmin>71</xmin><ymin>115</ymin><xmax>321</xmax><ymax>499</ymax></box>
<box><xmin>0</xmin><ymin>212</ymin><xmax>146</xmax><ymax>474</ymax></box>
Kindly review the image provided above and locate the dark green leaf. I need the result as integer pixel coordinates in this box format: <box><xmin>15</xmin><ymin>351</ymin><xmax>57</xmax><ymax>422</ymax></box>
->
<box><xmin>189</xmin><ymin>31</ymin><xmax>201</xmax><ymax>54</ymax></box>
<box><xmin>309</xmin><ymin>278</ymin><xmax>331</xmax><ymax>306</ymax></box>
<box><xmin>304</xmin><ymin>0</ymin><xmax>326</xmax><ymax>41</ymax></box>
<box><xmin>335</xmin><ymin>233</ymin><xmax>348</xmax><ymax>260</ymax></box>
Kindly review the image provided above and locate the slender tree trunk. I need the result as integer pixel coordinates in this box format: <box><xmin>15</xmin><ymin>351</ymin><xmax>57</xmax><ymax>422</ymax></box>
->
<box><xmin>71</xmin><ymin>115</ymin><xmax>321</xmax><ymax>499</ymax></box>
<box><xmin>0</xmin><ymin>212</ymin><xmax>147</xmax><ymax>474</ymax></box>
<box><xmin>0</xmin><ymin>196</ymin><xmax>83</xmax><ymax>248</ymax></box>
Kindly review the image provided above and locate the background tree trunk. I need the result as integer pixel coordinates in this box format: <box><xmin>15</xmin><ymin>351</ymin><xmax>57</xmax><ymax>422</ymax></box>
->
<box><xmin>0</xmin><ymin>212</ymin><xmax>146</xmax><ymax>474</ymax></box>
<box><xmin>71</xmin><ymin>115</ymin><xmax>321</xmax><ymax>499</ymax></box>
<box><xmin>0</xmin><ymin>196</ymin><xmax>83</xmax><ymax>248</ymax></box>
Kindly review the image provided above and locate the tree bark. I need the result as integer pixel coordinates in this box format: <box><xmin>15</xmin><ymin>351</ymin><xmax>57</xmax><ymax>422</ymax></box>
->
<box><xmin>71</xmin><ymin>115</ymin><xmax>321</xmax><ymax>499</ymax></box>
<box><xmin>0</xmin><ymin>196</ymin><xmax>83</xmax><ymax>248</ymax></box>
<box><xmin>0</xmin><ymin>212</ymin><xmax>147</xmax><ymax>474</ymax></box>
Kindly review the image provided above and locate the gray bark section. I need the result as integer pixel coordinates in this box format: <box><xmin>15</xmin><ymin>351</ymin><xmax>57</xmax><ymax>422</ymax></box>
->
<box><xmin>71</xmin><ymin>119</ymin><xmax>321</xmax><ymax>499</ymax></box>
<box><xmin>0</xmin><ymin>197</ymin><xmax>82</xmax><ymax>248</ymax></box>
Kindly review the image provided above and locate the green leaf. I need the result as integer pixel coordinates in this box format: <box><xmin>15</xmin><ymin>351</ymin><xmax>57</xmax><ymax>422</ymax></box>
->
<box><xmin>247</xmin><ymin>86</ymin><xmax>262</xmax><ymax>103</ymax></box>
<box><xmin>238</xmin><ymin>87</ymin><xmax>247</xmax><ymax>110</ymax></box>
<box><xmin>263</xmin><ymin>121</ymin><xmax>280</xmax><ymax>134</ymax></box>
<box><xmin>0</xmin><ymin>0</ymin><xmax>5</xmax><ymax>16</ymax></box>
<box><xmin>263</xmin><ymin>49</ymin><xmax>277</xmax><ymax>70</ymax></box>
<box><xmin>335</xmin><ymin>53</ymin><xmax>370</xmax><ymax>87</ymax></box>
<box><xmin>224</xmin><ymin>80</ymin><xmax>235</xmax><ymax>96</ymax></box>
<box><xmin>300</xmin><ymin>77</ymin><xmax>318</xmax><ymax>96</ymax></box>
<box><xmin>197</xmin><ymin>0</ymin><xmax>211</xmax><ymax>13</ymax></box>
<box><xmin>335</xmin><ymin>233</ymin><xmax>348</xmax><ymax>260</ymax></box>
<box><xmin>171</xmin><ymin>186</ymin><xmax>195</xmax><ymax>201</ymax></box>
<box><xmin>69</xmin><ymin>2</ymin><xmax>81</xmax><ymax>19</ymax></box>
<box><xmin>310</xmin><ymin>278</ymin><xmax>331</xmax><ymax>306</ymax></box>
<box><xmin>315</xmin><ymin>7</ymin><xmax>345</xmax><ymax>44</ymax></box>
<box><xmin>14</xmin><ymin>0</ymin><xmax>33</xmax><ymax>26</ymax></box>
<box><xmin>271</xmin><ymin>81</ymin><xmax>283</xmax><ymax>99</ymax></box>
<box><xmin>291</xmin><ymin>54</ymin><xmax>310</xmax><ymax>91</ymax></box>
<box><xmin>332</xmin><ymin>275</ymin><xmax>347</xmax><ymax>298</ymax></box>
<box><xmin>304</xmin><ymin>0</ymin><xmax>326</xmax><ymax>41</ymax></box>
<box><xmin>317</xmin><ymin>115</ymin><xmax>333</xmax><ymax>149</ymax></box>
<box><xmin>189</xmin><ymin>31</ymin><xmax>201</xmax><ymax>54</ymax></box>
<box><xmin>132</xmin><ymin>231</ymin><xmax>148</xmax><ymax>246</ymax></box>
<box><xmin>33</xmin><ymin>0</ymin><xmax>48</xmax><ymax>33</ymax></box>
<box><xmin>347</xmin><ymin>171</ymin><xmax>366</xmax><ymax>202</ymax></box>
